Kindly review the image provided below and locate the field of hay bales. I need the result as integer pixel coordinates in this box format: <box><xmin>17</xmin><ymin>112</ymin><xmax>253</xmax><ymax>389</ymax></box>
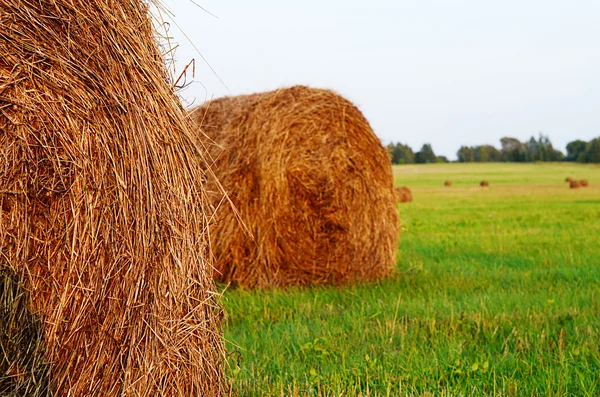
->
<box><xmin>222</xmin><ymin>162</ymin><xmax>600</xmax><ymax>396</ymax></box>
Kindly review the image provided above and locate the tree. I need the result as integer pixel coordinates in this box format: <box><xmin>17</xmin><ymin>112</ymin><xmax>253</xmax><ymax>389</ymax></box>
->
<box><xmin>522</xmin><ymin>134</ymin><xmax>563</xmax><ymax>162</ymax></box>
<box><xmin>415</xmin><ymin>144</ymin><xmax>437</xmax><ymax>164</ymax></box>
<box><xmin>484</xmin><ymin>145</ymin><xmax>503</xmax><ymax>162</ymax></box>
<box><xmin>477</xmin><ymin>145</ymin><xmax>490</xmax><ymax>162</ymax></box>
<box><xmin>500</xmin><ymin>137</ymin><xmax>524</xmax><ymax>162</ymax></box>
<box><xmin>584</xmin><ymin>138</ymin><xmax>600</xmax><ymax>163</ymax></box>
<box><xmin>549</xmin><ymin>149</ymin><xmax>565</xmax><ymax>162</ymax></box>
<box><xmin>387</xmin><ymin>142</ymin><xmax>415</xmax><ymax>164</ymax></box>
<box><xmin>386</xmin><ymin>143</ymin><xmax>394</xmax><ymax>161</ymax></box>
<box><xmin>525</xmin><ymin>136</ymin><xmax>540</xmax><ymax>161</ymax></box>
<box><xmin>566</xmin><ymin>140</ymin><xmax>588</xmax><ymax>162</ymax></box>
<box><xmin>457</xmin><ymin>146</ymin><xmax>475</xmax><ymax>162</ymax></box>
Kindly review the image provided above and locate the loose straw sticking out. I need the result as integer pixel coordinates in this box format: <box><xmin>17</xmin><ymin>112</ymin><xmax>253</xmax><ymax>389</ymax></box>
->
<box><xmin>191</xmin><ymin>86</ymin><xmax>400</xmax><ymax>289</ymax></box>
<box><xmin>0</xmin><ymin>1</ymin><xmax>226</xmax><ymax>395</ymax></box>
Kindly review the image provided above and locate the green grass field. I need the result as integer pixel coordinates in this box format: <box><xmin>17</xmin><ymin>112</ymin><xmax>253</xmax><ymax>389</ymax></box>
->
<box><xmin>222</xmin><ymin>162</ymin><xmax>600</xmax><ymax>396</ymax></box>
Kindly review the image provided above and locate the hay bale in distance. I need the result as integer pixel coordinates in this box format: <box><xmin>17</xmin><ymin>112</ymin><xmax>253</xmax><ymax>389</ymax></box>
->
<box><xmin>565</xmin><ymin>177</ymin><xmax>573</xmax><ymax>183</ymax></box>
<box><xmin>570</xmin><ymin>181</ymin><xmax>582</xmax><ymax>189</ymax></box>
<box><xmin>444</xmin><ymin>181</ymin><xmax>453</xmax><ymax>187</ymax></box>
<box><xmin>580</xmin><ymin>179</ymin><xmax>589</xmax><ymax>187</ymax></box>
<box><xmin>480</xmin><ymin>181</ymin><xmax>490</xmax><ymax>187</ymax></box>
<box><xmin>394</xmin><ymin>186</ymin><xmax>413</xmax><ymax>203</ymax></box>
<box><xmin>191</xmin><ymin>86</ymin><xmax>399</xmax><ymax>289</ymax></box>
<box><xmin>0</xmin><ymin>1</ymin><xmax>226</xmax><ymax>395</ymax></box>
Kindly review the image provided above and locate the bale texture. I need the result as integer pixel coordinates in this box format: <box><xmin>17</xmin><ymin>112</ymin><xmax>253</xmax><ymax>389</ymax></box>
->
<box><xmin>394</xmin><ymin>186</ymin><xmax>413</xmax><ymax>203</ymax></box>
<box><xmin>444</xmin><ymin>181</ymin><xmax>452</xmax><ymax>187</ymax></box>
<box><xmin>191</xmin><ymin>86</ymin><xmax>399</xmax><ymax>288</ymax></box>
<box><xmin>570</xmin><ymin>181</ymin><xmax>581</xmax><ymax>189</ymax></box>
<box><xmin>580</xmin><ymin>179</ymin><xmax>589</xmax><ymax>187</ymax></box>
<box><xmin>480</xmin><ymin>181</ymin><xmax>490</xmax><ymax>187</ymax></box>
<box><xmin>0</xmin><ymin>1</ymin><xmax>226</xmax><ymax>395</ymax></box>
<box><xmin>0</xmin><ymin>270</ymin><xmax>50</xmax><ymax>395</ymax></box>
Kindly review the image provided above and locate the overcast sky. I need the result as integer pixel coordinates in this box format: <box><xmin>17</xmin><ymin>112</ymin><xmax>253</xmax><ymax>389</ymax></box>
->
<box><xmin>157</xmin><ymin>0</ymin><xmax>600</xmax><ymax>160</ymax></box>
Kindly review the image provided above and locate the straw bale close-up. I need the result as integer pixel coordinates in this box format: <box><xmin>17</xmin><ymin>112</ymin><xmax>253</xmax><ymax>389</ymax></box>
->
<box><xmin>191</xmin><ymin>86</ymin><xmax>399</xmax><ymax>289</ymax></box>
<box><xmin>0</xmin><ymin>1</ymin><xmax>225</xmax><ymax>395</ymax></box>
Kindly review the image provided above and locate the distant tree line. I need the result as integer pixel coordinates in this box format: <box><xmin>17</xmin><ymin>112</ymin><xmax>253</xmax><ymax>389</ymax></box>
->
<box><xmin>387</xmin><ymin>143</ymin><xmax>449</xmax><ymax>164</ymax></box>
<box><xmin>387</xmin><ymin>135</ymin><xmax>600</xmax><ymax>164</ymax></box>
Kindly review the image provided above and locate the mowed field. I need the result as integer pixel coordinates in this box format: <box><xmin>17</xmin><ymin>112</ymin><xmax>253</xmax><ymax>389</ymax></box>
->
<box><xmin>222</xmin><ymin>162</ymin><xmax>600</xmax><ymax>396</ymax></box>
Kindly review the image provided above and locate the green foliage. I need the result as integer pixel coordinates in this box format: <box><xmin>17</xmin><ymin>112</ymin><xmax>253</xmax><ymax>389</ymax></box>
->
<box><xmin>476</xmin><ymin>145</ymin><xmax>490</xmax><ymax>162</ymax></box>
<box><xmin>566</xmin><ymin>140</ymin><xmax>587</xmax><ymax>161</ymax></box>
<box><xmin>459</xmin><ymin>135</ymin><xmax>564</xmax><ymax>163</ymax></box>
<box><xmin>583</xmin><ymin>138</ymin><xmax>600</xmax><ymax>163</ymax></box>
<box><xmin>415</xmin><ymin>143</ymin><xmax>437</xmax><ymax>164</ymax></box>
<box><xmin>222</xmin><ymin>163</ymin><xmax>600</xmax><ymax>396</ymax></box>
<box><xmin>500</xmin><ymin>137</ymin><xmax>525</xmax><ymax>162</ymax></box>
<box><xmin>524</xmin><ymin>134</ymin><xmax>564</xmax><ymax>162</ymax></box>
<box><xmin>458</xmin><ymin>145</ymin><xmax>503</xmax><ymax>162</ymax></box>
<box><xmin>481</xmin><ymin>145</ymin><xmax>503</xmax><ymax>161</ymax></box>
<box><xmin>390</xmin><ymin>135</ymin><xmax>597</xmax><ymax>165</ymax></box>
<box><xmin>567</xmin><ymin>137</ymin><xmax>600</xmax><ymax>163</ymax></box>
<box><xmin>387</xmin><ymin>142</ymin><xmax>415</xmax><ymax>164</ymax></box>
<box><xmin>457</xmin><ymin>146</ymin><xmax>475</xmax><ymax>163</ymax></box>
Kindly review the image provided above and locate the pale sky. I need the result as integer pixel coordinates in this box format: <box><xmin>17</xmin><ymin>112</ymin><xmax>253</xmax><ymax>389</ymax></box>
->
<box><xmin>157</xmin><ymin>0</ymin><xmax>600</xmax><ymax>160</ymax></box>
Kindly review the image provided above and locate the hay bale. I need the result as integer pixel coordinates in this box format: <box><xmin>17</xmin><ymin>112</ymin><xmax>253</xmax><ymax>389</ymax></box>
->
<box><xmin>444</xmin><ymin>181</ymin><xmax>453</xmax><ymax>187</ymax></box>
<box><xmin>191</xmin><ymin>86</ymin><xmax>399</xmax><ymax>288</ymax></box>
<box><xmin>394</xmin><ymin>186</ymin><xmax>413</xmax><ymax>203</ymax></box>
<box><xmin>570</xmin><ymin>181</ymin><xmax>582</xmax><ymax>188</ymax></box>
<box><xmin>393</xmin><ymin>186</ymin><xmax>404</xmax><ymax>202</ymax></box>
<box><xmin>565</xmin><ymin>177</ymin><xmax>573</xmax><ymax>183</ymax></box>
<box><xmin>580</xmin><ymin>179</ymin><xmax>589</xmax><ymax>187</ymax></box>
<box><xmin>480</xmin><ymin>181</ymin><xmax>490</xmax><ymax>187</ymax></box>
<box><xmin>0</xmin><ymin>1</ymin><xmax>226</xmax><ymax>395</ymax></box>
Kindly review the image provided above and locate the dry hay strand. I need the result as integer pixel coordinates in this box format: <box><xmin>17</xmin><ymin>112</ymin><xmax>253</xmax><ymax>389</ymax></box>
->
<box><xmin>570</xmin><ymin>181</ymin><xmax>582</xmax><ymax>189</ymax></box>
<box><xmin>394</xmin><ymin>186</ymin><xmax>413</xmax><ymax>203</ymax></box>
<box><xmin>191</xmin><ymin>86</ymin><xmax>399</xmax><ymax>289</ymax></box>
<box><xmin>0</xmin><ymin>271</ymin><xmax>50</xmax><ymax>395</ymax></box>
<box><xmin>580</xmin><ymin>179</ymin><xmax>589</xmax><ymax>187</ymax></box>
<box><xmin>0</xmin><ymin>1</ymin><xmax>226</xmax><ymax>395</ymax></box>
<box><xmin>480</xmin><ymin>181</ymin><xmax>490</xmax><ymax>187</ymax></box>
<box><xmin>565</xmin><ymin>177</ymin><xmax>573</xmax><ymax>183</ymax></box>
<box><xmin>444</xmin><ymin>181</ymin><xmax>453</xmax><ymax>187</ymax></box>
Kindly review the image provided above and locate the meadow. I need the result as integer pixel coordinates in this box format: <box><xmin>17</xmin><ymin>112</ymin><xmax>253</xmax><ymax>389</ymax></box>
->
<box><xmin>222</xmin><ymin>162</ymin><xmax>600</xmax><ymax>396</ymax></box>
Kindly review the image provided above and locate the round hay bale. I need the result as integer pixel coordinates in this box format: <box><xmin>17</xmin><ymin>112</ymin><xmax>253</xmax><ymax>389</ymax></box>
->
<box><xmin>0</xmin><ymin>1</ymin><xmax>226</xmax><ymax>395</ymax></box>
<box><xmin>394</xmin><ymin>186</ymin><xmax>413</xmax><ymax>203</ymax></box>
<box><xmin>570</xmin><ymin>180</ymin><xmax>582</xmax><ymax>189</ymax></box>
<box><xmin>580</xmin><ymin>179</ymin><xmax>589</xmax><ymax>187</ymax></box>
<box><xmin>480</xmin><ymin>181</ymin><xmax>490</xmax><ymax>187</ymax></box>
<box><xmin>191</xmin><ymin>86</ymin><xmax>399</xmax><ymax>289</ymax></box>
<box><xmin>444</xmin><ymin>181</ymin><xmax>453</xmax><ymax>187</ymax></box>
<box><xmin>565</xmin><ymin>177</ymin><xmax>573</xmax><ymax>183</ymax></box>
<box><xmin>393</xmin><ymin>186</ymin><xmax>404</xmax><ymax>202</ymax></box>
